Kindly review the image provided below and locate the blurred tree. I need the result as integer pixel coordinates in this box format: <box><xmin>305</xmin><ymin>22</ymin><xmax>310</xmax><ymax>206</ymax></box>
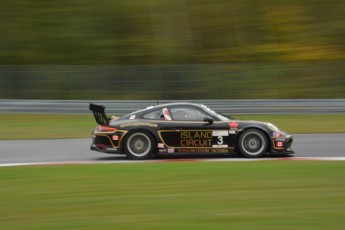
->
<box><xmin>0</xmin><ymin>0</ymin><xmax>344</xmax><ymax>99</ymax></box>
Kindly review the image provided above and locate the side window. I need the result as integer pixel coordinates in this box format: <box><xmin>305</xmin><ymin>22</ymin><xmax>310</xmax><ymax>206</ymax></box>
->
<box><xmin>142</xmin><ymin>109</ymin><xmax>163</xmax><ymax>120</ymax></box>
<box><xmin>170</xmin><ymin>107</ymin><xmax>209</xmax><ymax>121</ymax></box>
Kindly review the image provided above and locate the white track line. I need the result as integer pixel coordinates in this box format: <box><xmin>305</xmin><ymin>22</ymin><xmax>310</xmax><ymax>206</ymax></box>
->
<box><xmin>1</xmin><ymin>157</ymin><xmax>345</xmax><ymax>167</ymax></box>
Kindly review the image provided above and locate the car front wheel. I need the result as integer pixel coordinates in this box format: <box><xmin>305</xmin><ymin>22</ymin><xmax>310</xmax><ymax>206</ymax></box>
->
<box><xmin>238</xmin><ymin>129</ymin><xmax>268</xmax><ymax>158</ymax></box>
<box><xmin>123</xmin><ymin>131</ymin><xmax>155</xmax><ymax>160</ymax></box>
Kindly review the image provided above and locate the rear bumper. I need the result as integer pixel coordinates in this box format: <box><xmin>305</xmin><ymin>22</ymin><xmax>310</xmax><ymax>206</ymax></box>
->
<box><xmin>90</xmin><ymin>144</ymin><xmax>120</xmax><ymax>154</ymax></box>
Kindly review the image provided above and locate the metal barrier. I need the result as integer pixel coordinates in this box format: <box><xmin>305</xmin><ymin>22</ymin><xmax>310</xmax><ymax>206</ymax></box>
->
<box><xmin>0</xmin><ymin>99</ymin><xmax>344</xmax><ymax>114</ymax></box>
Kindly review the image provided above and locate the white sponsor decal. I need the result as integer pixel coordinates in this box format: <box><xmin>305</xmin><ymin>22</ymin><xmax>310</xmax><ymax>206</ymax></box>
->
<box><xmin>275</xmin><ymin>138</ymin><xmax>286</xmax><ymax>141</ymax></box>
<box><xmin>212</xmin><ymin>145</ymin><xmax>228</xmax><ymax>148</ymax></box>
<box><xmin>112</xmin><ymin>135</ymin><xmax>120</xmax><ymax>141</ymax></box>
<box><xmin>105</xmin><ymin>147</ymin><xmax>118</xmax><ymax>151</ymax></box>
<box><xmin>212</xmin><ymin>131</ymin><xmax>229</xmax><ymax>136</ymax></box>
<box><xmin>276</xmin><ymin>142</ymin><xmax>284</xmax><ymax>147</ymax></box>
<box><xmin>157</xmin><ymin>143</ymin><xmax>164</xmax><ymax>148</ymax></box>
<box><xmin>229</xmin><ymin>130</ymin><xmax>236</xmax><ymax>134</ymax></box>
<box><xmin>129</xmin><ymin>115</ymin><xmax>136</xmax><ymax>120</ymax></box>
<box><xmin>167</xmin><ymin>148</ymin><xmax>175</xmax><ymax>153</ymax></box>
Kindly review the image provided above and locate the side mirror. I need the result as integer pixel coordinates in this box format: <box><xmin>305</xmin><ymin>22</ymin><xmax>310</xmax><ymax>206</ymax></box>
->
<box><xmin>203</xmin><ymin>117</ymin><xmax>213</xmax><ymax>125</ymax></box>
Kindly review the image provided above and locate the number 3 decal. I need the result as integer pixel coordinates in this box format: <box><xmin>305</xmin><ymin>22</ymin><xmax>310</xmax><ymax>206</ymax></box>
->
<box><xmin>217</xmin><ymin>136</ymin><xmax>223</xmax><ymax>145</ymax></box>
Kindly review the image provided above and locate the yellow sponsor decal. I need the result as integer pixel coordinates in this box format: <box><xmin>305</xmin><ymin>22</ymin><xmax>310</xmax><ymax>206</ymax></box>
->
<box><xmin>181</xmin><ymin>131</ymin><xmax>212</xmax><ymax>139</ymax></box>
<box><xmin>180</xmin><ymin>131</ymin><xmax>212</xmax><ymax>147</ymax></box>
<box><xmin>181</xmin><ymin>139</ymin><xmax>212</xmax><ymax>147</ymax></box>
<box><xmin>177</xmin><ymin>148</ymin><xmax>230</xmax><ymax>153</ymax></box>
<box><xmin>120</xmin><ymin>122</ymin><xmax>158</xmax><ymax>128</ymax></box>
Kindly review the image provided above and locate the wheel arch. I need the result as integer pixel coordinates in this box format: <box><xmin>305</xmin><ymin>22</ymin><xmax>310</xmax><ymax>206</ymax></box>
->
<box><xmin>235</xmin><ymin>126</ymin><xmax>271</xmax><ymax>153</ymax></box>
<box><xmin>119</xmin><ymin>128</ymin><xmax>158</xmax><ymax>151</ymax></box>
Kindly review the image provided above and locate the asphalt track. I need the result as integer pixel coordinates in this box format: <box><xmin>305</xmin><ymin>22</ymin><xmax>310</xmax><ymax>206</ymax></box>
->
<box><xmin>0</xmin><ymin>134</ymin><xmax>344</xmax><ymax>165</ymax></box>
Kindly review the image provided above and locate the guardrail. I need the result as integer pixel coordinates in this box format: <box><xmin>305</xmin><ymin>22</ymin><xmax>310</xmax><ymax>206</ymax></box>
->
<box><xmin>0</xmin><ymin>99</ymin><xmax>344</xmax><ymax>114</ymax></box>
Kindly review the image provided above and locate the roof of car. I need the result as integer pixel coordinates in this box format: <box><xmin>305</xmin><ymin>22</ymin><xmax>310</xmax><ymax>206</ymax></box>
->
<box><xmin>124</xmin><ymin>102</ymin><xmax>203</xmax><ymax>117</ymax></box>
<box><xmin>148</xmin><ymin>102</ymin><xmax>201</xmax><ymax>108</ymax></box>
<box><xmin>149</xmin><ymin>102</ymin><xmax>204</xmax><ymax>110</ymax></box>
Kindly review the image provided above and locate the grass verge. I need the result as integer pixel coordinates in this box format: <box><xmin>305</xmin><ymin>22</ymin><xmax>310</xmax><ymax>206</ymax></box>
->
<box><xmin>0</xmin><ymin>114</ymin><xmax>344</xmax><ymax>139</ymax></box>
<box><xmin>0</xmin><ymin>161</ymin><xmax>344</xmax><ymax>229</ymax></box>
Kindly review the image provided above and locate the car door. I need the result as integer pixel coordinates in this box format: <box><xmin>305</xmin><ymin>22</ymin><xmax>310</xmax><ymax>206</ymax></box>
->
<box><xmin>158</xmin><ymin>105</ymin><xmax>235</xmax><ymax>153</ymax></box>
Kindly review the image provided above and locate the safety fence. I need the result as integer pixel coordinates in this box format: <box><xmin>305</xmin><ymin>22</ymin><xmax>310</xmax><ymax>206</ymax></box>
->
<box><xmin>0</xmin><ymin>99</ymin><xmax>344</xmax><ymax>114</ymax></box>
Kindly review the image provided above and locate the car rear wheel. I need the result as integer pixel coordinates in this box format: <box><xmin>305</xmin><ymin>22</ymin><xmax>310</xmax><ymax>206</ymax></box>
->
<box><xmin>238</xmin><ymin>129</ymin><xmax>268</xmax><ymax>158</ymax></box>
<box><xmin>123</xmin><ymin>131</ymin><xmax>155</xmax><ymax>160</ymax></box>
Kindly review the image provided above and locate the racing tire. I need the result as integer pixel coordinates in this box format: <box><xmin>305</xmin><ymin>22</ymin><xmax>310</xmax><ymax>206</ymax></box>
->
<box><xmin>238</xmin><ymin>129</ymin><xmax>268</xmax><ymax>158</ymax></box>
<box><xmin>123</xmin><ymin>131</ymin><xmax>156</xmax><ymax>160</ymax></box>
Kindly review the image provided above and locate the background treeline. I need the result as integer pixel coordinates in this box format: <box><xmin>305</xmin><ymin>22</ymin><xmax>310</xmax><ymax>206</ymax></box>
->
<box><xmin>0</xmin><ymin>0</ymin><xmax>344</xmax><ymax>99</ymax></box>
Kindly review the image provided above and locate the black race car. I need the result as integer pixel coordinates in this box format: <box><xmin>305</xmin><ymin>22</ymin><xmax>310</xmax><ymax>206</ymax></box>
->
<box><xmin>89</xmin><ymin>102</ymin><xmax>294</xmax><ymax>159</ymax></box>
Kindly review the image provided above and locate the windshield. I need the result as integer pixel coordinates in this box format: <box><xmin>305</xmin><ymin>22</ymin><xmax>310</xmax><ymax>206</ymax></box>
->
<box><xmin>201</xmin><ymin>104</ymin><xmax>231</xmax><ymax>122</ymax></box>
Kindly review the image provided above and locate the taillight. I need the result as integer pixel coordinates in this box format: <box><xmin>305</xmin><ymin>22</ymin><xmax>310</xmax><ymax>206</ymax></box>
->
<box><xmin>97</xmin><ymin>125</ymin><xmax>117</xmax><ymax>132</ymax></box>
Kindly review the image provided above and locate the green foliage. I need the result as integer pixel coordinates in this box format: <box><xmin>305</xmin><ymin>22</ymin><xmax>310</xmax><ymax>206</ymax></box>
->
<box><xmin>1</xmin><ymin>0</ymin><xmax>344</xmax><ymax>64</ymax></box>
<box><xmin>0</xmin><ymin>0</ymin><xmax>344</xmax><ymax>99</ymax></box>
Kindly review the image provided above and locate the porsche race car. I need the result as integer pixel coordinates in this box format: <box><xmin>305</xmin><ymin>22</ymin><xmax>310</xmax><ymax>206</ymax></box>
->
<box><xmin>89</xmin><ymin>102</ymin><xmax>294</xmax><ymax>159</ymax></box>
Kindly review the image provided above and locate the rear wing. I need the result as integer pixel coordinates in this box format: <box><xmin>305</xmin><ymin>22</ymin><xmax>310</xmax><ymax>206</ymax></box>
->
<box><xmin>89</xmin><ymin>103</ymin><xmax>110</xmax><ymax>125</ymax></box>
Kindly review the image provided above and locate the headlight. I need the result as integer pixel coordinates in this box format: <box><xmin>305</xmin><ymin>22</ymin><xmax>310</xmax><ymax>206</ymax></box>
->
<box><xmin>266</xmin><ymin>123</ymin><xmax>280</xmax><ymax>132</ymax></box>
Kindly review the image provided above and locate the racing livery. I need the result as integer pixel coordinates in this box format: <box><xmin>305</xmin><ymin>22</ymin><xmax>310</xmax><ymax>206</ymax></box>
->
<box><xmin>89</xmin><ymin>102</ymin><xmax>294</xmax><ymax>159</ymax></box>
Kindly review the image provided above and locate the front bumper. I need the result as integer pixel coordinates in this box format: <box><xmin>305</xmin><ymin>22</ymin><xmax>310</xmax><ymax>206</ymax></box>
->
<box><xmin>270</xmin><ymin>133</ymin><xmax>294</xmax><ymax>155</ymax></box>
<box><xmin>270</xmin><ymin>147</ymin><xmax>295</xmax><ymax>155</ymax></box>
